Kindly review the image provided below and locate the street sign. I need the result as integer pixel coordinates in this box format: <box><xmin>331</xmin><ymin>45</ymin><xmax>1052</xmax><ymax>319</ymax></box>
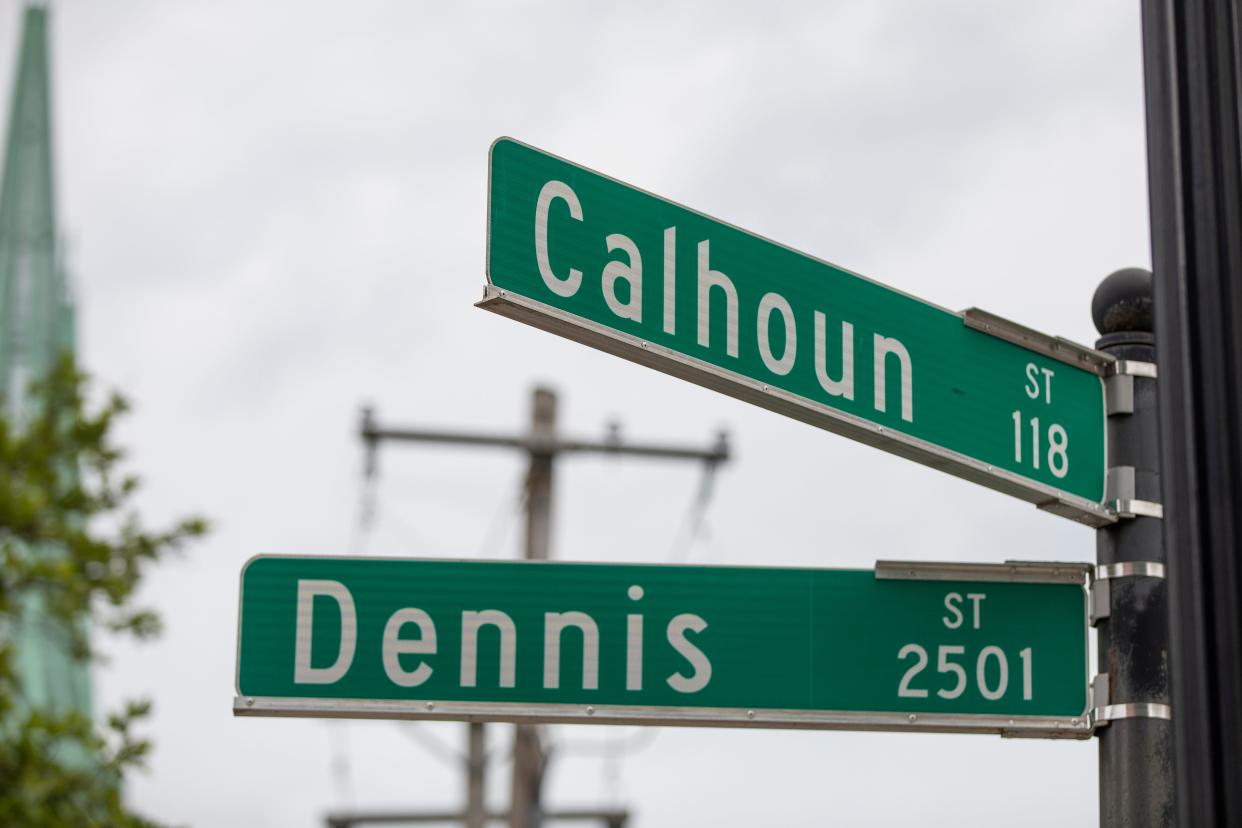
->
<box><xmin>234</xmin><ymin>556</ymin><xmax>1091</xmax><ymax>738</ymax></box>
<box><xmin>480</xmin><ymin>139</ymin><xmax>1115</xmax><ymax>527</ymax></box>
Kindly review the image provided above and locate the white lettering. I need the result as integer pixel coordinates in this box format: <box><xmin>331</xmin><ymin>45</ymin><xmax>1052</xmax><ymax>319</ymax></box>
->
<box><xmin>943</xmin><ymin>592</ymin><xmax>964</xmax><ymax>629</ymax></box>
<box><xmin>814</xmin><ymin>313</ymin><xmax>854</xmax><ymax>399</ymax></box>
<box><xmin>897</xmin><ymin>643</ymin><xmax>930</xmax><ymax>698</ymax></box>
<box><xmin>461</xmin><ymin>610</ymin><xmax>516</xmax><ymax>688</ymax></box>
<box><xmin>873</xmin><ymin>334</ymin><xmax>914</xmax><ymax>422</ymax></box>
<box><xmin>663</xmin><ymin>227</ymin><xmax>677</xmax><ymax>335</ymax></box>
<box><xmin>757</xmin><ymin>292</ymin><xmax>797</xmax><ymax>375</ymax></box>
<box><xmin>1025</xmin><ymin>363</ymin><xmax>1040</xmax><ymax>399</ymax></box>
<box><xmin>936</xmin><ymin>645</ymin><xmax>967</xmax><ymax>699</ymax></box>
<box><xmin>543</xmin><ymin>611</ymin><xmax>600</xmax><ymax>690</ymax></box>
<box><xmin>977</xmin><ymin>645</ymin><xmax>1009</xmax><ymax>700</ymax></box>
<box><xmin>293</xmin><ymin>580</ymin><xmax>357</xmax><ymax>685</ymax></box>
<box><xmin>967</xmin><ymin>593</ymin><xmax>986</xmax><ymax>629</ymax></box>
<box><xmin>382</xmin><ymin>608</ymin><xmax>436</xmax><ymax>688</ymax></box>
<box><xmin>696</xmin><ymin>240</ymin><xmax>738</xmax><ymax>358</ymax></box>
<box><xmin>602</xmin><ymin>233</ymin><xmax>642</xmax><ymax>322</ymax></box>
<box><xmin>534</xmin><ymin>180</ymin><xmax>583</xmax><ymax>297</ymax></box>
<box><xmin>666</xmin><ymin>613</ymin><xmax>712</xmax><ymax>693</ymax></box>
<box><xmin>627</xmin><ymin>585</ymin><xmax>644</xmax><ymax>691</ymax></box>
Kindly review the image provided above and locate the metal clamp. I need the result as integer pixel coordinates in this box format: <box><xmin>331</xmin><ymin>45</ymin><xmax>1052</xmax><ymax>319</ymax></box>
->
<box><xmin>1097</xmin><ymin>561</ymin><xmax>1166</xmax><ymax>580</ymax></box>
<box><xmin>1105</xmin><ymin>466</ymin><xmax>1164</xmax><ymax>520</ymax></box>
<box><xmin>1088</xmin><ymin>673</ymin><xmax>1171</xmax><ymax>730</ymax></box>
<box><xmin>1106</xmin><ymin>360</ymin><xmax>1158</xmax><ymax>379</ymax></box>
<box><xmin>1104</xmin><ymin>360</ymin><xmax>1156</xmax><ymax>415</ymax></box>
<box><xmin>1091</xmin><ymin>703</ymin><xmax>1173</xmax><ymax>727</ymax></box>
<box><xmin>1110</xmin><ymin>499</ymin><xmax>1164</xmax><ymax>519</ymax></box>
<box><xmin>1089</xmin><ymin>560</ymin><xmax>1167</xmax><ymax>625</ymax></box>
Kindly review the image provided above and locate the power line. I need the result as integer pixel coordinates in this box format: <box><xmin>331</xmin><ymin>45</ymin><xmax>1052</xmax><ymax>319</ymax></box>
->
<box><xmin>665</xmin><ymin>459</ymin><xmax>721</xmax><ymax>563</ymax></box>
<box><xmin>475</xmin><ymin>470</ymin><xmax>530</xmax><ymax>559</ymax></box>
<box><xmin>374</xmin><ymin>493</ymin><xmax>434</xmax><ymax>556</ymax></box>
<box><xmin>398</xmin><ymin>722</ymin><xmax>467</xmax><ymax>768</ymax></box>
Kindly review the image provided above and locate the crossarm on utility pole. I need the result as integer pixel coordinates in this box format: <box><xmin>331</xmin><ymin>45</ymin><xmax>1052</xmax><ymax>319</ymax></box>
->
<box><xmin>360</xmin><ymin>412</ymin><xmax>730</xmax><ymax>466</ymax></box>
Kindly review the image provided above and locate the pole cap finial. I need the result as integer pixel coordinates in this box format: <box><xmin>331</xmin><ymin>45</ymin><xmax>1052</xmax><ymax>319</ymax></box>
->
<box><xmin>1092</xmin><ymin>267</ymin><xmax>1154</xmax><ymax>336</ymax></box>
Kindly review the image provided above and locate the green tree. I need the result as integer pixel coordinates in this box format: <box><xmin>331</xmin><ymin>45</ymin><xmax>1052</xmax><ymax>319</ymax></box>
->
<box><xmin>0</xmin><ymin>356</ymin><xmax>207</xmax><ymax>826</ymax></box>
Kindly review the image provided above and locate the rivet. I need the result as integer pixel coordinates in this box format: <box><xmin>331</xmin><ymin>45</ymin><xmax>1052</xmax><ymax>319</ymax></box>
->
<box><xmin>245</xmin><ymin>697</ymin><xmax>254</xmax><ymax>707</ymax></box>
<box><xmin>640</xmin><ymin>342</ymin><xmax>647</xmax><ymax>349</ymax></box>
<box><xmin>908</xmin><ymin>713</ymin><xmax>917</xmax><ymax>722</ymax></box>
<box><xmin>586</xmin><ymin>706</ymin><xmax>595</xmax><ymax>715</ymax></box>
<box><xmin>762</xmin><ymin>384</ymin><xmax>769</xmax><ymax>391</ymax></box>
<box><xmin>747</xmin><ymin>710</ymin><xmax>755</xmax><ymax>719</ymax></box>
<box><xmin>1071</xmin><ymin>718</ymin><xmax>1080</xmax><ymax>727</ymax></box>
<box><xmin>426</xmin><ymin>702</ymin><xmax>435</xmax><ymax>711</ymax></box>
<box><xmin>1008</xmin><ymin>719</ymin><xmax>1015</xmax><ymax>726</ymax></box>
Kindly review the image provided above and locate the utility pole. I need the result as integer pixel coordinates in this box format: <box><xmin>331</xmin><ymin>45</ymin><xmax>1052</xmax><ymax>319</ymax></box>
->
<box><xmin>1141</xmin><ymin>0</ymin><xmax>1242</xmax><ymax>824</ymax></box>
<box><xmin>510</xmin><ymin>389</ymin><xmax>555</xmax><ymax>828</ymax></box>
<box><xmin>465</xmin><ymin>722</ymin><xmax>486</xmax><ymax>828</ymax></box>
<box><xmin>360</xmin><ymin>388</ymin><xmax>729</xmax><ymax>828</ymax></box>
<box><xmin>1090</xmin><ymin>268</ymin><xmax>1172</xmax><ymax>827</ymax></box>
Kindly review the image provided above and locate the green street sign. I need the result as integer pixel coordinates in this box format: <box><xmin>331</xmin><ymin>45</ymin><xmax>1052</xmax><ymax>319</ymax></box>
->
<box><xmin>234</xmin><ymin>556</ymin><xmax>1091</xmax><ymax>738</ymax></box>
<box><xmin>481</xmin><ymin>139</ymin><xmax>1116</xmax><ymax>527</ymax></box>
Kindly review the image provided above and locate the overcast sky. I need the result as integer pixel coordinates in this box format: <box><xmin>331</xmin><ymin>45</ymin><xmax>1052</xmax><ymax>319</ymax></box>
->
<box><xmin>2</xmin><ymin>1</ymin><xmax>1150</xmax><ymax>825</ymax></box>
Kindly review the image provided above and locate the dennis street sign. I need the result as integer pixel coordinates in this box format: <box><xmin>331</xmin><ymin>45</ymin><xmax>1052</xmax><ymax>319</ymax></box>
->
<box><xmin>234</xmin><ymin>556</ymin><xmax>1091</xmax><ymax>738</ymax></box>
<box><xmin>480</xmin><ymin>139</ymin><xmax>1115</xmax><ymax>526</ymax></box>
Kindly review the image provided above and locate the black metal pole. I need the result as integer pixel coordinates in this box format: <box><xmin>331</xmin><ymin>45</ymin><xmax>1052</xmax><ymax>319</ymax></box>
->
<box><xmin>1141</xmin><ymin>0</ymin><xmax>1242</xmax><ymax>824</ymax></box>
<box><xmin>1092</xmin><ymin>269</ymin><xmax>1173</xmax><ymax>827</ymax></box>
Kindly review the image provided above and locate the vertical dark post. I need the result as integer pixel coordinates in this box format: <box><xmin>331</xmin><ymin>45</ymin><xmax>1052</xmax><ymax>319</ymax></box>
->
<box><xmin>1141</xmin><ymin>0</ymin><xmax>1242</xmax><ymax>824</ymax></box>
<box><xmin>1091</xmin><ymin>268</ymin><xmax>1173</xmax><ymax>827</ymax></box>
<box><xmin>524</xmin><ymin>388</ymin><xmax>556</xmax><ymax>564</ymax></box>
<box><xmin>465</xmin><ymin>722</ymin><xmax>486</xmax><ymax>828</ymax></box>
<box><xmin>510</xmin><ymin>388</ymin><xmax>556</xmax><ymax>828</ymax></box>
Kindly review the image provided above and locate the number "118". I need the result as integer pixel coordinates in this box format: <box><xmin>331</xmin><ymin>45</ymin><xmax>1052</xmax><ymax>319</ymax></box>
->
<box><xmin>1011</xmin><ymin>412</ymin><xmax>1069</xmax><ymax>478</ymax></box>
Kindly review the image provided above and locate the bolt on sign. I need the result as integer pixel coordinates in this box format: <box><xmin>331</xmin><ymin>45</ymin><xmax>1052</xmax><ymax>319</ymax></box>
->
<box><xmin>234</xmin><ymin>556</ymin><xmax>1091</xmax><ymax>738</ymax></box>
<box><xmin>480</xmin><ymin>138</ymin><xmax>1115</xmax><ymax>527</ymax></box>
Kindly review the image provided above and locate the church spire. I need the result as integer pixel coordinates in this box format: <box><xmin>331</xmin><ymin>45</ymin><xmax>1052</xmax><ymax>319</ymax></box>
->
<box><xmin>0</xmin><ymin>3</ymin><xmax>74</xmax><ymax>420</ymax></box>
<box><xmin>0</xmin><ymin>4</ymin><xmax>90</xmax><ymax>725</ymax></box>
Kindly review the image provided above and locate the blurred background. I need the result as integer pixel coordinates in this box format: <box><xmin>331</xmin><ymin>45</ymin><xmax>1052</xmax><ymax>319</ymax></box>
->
<box><xmin>0</xmin><ymin>1</ymin><xmax>1149</xmax><ymax>824</ymax></box>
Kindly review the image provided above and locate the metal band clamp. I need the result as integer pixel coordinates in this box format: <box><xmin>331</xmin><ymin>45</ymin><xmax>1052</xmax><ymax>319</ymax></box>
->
<box><xmin>1091</xmin><ymin>703</ymin><xmax>1172</xmax><ymax>727</ymax></box>
<box><xmin>1089</xmin><ymin>561</ymin><xmax>1166</xmax><ymax>625</ymax></box>
<box><xmin>1096</xmin><ymin>561</ymin><xmax>1166</xmax><ymax>580</ymax></box>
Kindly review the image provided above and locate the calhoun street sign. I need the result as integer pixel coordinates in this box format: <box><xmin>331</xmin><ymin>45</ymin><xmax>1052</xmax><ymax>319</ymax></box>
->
<box><xmin>481</xmin><ymin>139</ymin><xmax>1115</xmax><ymax>526</ymax></box>
<box><xmin>234</xmin><ymin>556</ymin><xmax>1091</xmax><ymax>738</ymax></box>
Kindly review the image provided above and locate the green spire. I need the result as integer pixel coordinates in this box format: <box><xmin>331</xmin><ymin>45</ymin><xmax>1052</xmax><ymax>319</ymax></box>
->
<box><xmin>0</xmin><ymin>4</ymin><xmax>75</xmax><ymax>421</ymax></box>
<box><xmin>0</xmin><ymin>4</ymin><xmax>90</xmax><ymax>725</ymax></box>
